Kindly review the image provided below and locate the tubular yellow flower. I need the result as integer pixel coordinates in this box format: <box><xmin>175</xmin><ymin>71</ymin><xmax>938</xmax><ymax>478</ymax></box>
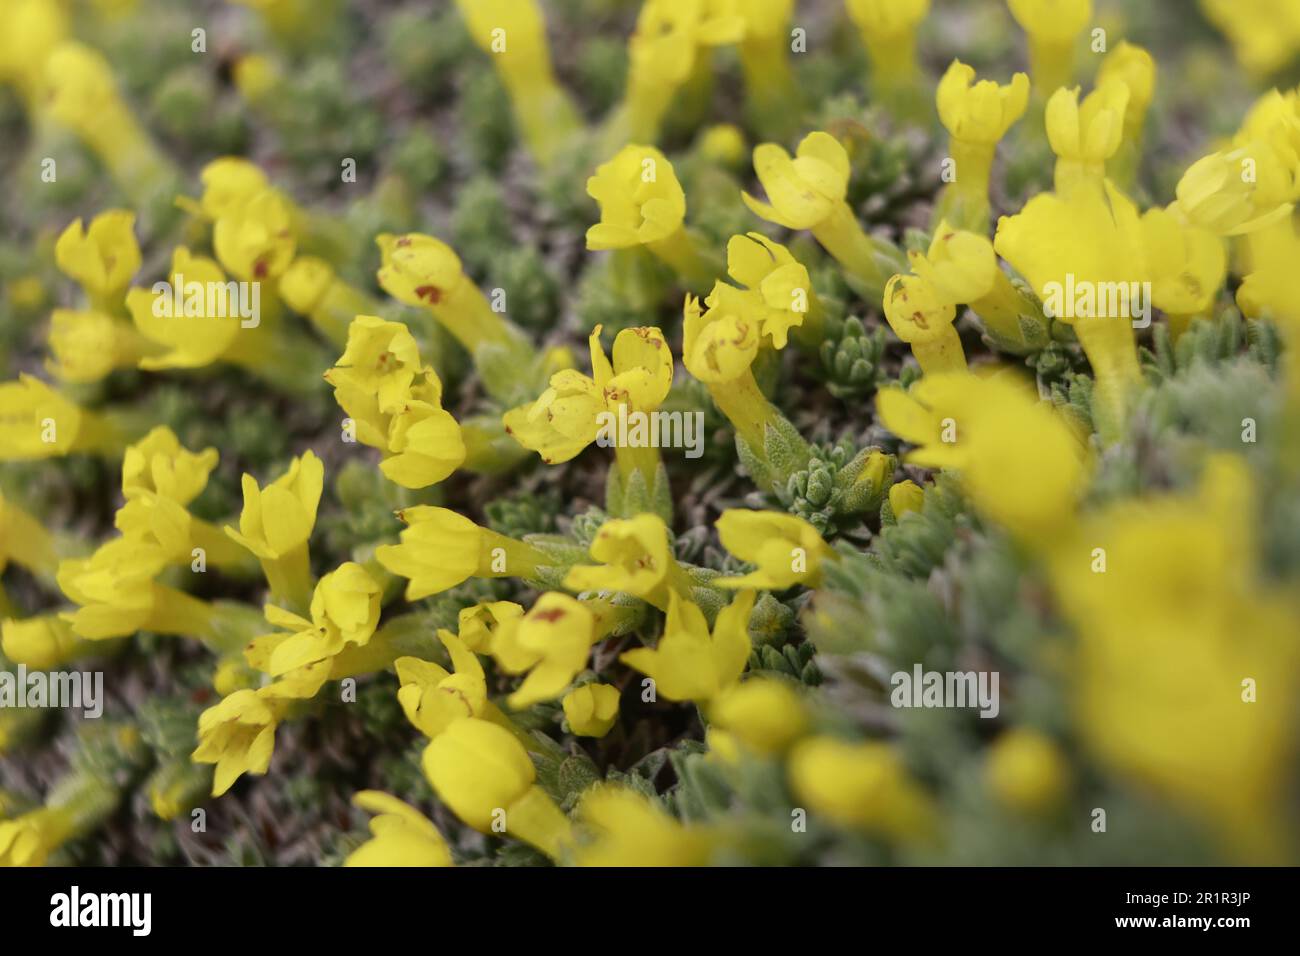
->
<box><xmin>491</xmin><ymin>592</ymin><xmax>602</xmax><ymax>709</ymax></box>
<box><xmin>909</xmin><ymin>222</ymin><xmax>1048</xmax><ymax>354</ymax></box>
<box><xmin>43</xmin><ymin>42</ymin><xmax>174</xmax><ymax>205</ymax></box>
<box><xmin>933</xmin><ymin>61</ymin><xmax>1031</xmax><ymax>232</ymax></box>
<box><xmin>726</xmin><ymin>0</ymin><xmax>800</xmax><ymax>138</ymax></box>
<box><xmin>573</xmin><ymin>786</ymin><xmax>713</xmax><ymax>866</ymax></box>
<box><xmin>57</xmin><ymin>536</ymin><xmax>215</xmax><ymax>640</ymax></box>
<box><xmin>188</xmin><ymin>157</ymin><xmax>273</xmax><ymax>221</ymax></box>
<box><xmin>121</xmin><ymin>426</ymin><xmax>217</xmax><ymax>506</ymax></box>
<box><xmin>326</xmin><ymin>316</ymin><xmax>465</xmax><ymax>489</ymax></box>
<box><xmin>452</xmin><ymin>0</ymin><xmax>582</xmax><ymax>169</ymax></box>
<box><xmin>562</xmin><ymin>683</ymin><xmax>621</xmax><ymax>738</ymax></box>
<box><xmin>1169</xmin><ymin>146</ymin><xmax>1296</xmax><ymax>237</ymax></box>
<box><xmin>54</xmin><ymin>210</ymin><xmax>141</xmax><ymax>309</ymax></box>
<box><xmin>565</xmin><ymin>513</ymin><xmax>694</xmax><ymax>610</ymax></box>
<box><xmin>882</xmin><ymin>272</ymin><xmax>966</xmax><ymax>375</ymax></box>
<box><xmin>789</xmin><ymin>736</ymin><xmax>937</xmax><ymax>841</ymax></box>
<box><xmin>744</xmin><ymin>131</ymin><xmax>902</xmax><ymax>296</ymax></box>
<box><xmin>586</xmin><ymin>145</ymin><xmax>717</xmax><ymax>288</ymax></box>
<box><xmin>376</xmin><ymin>506</ymin><xmax>545</xmax><ymax>602</ymax></box>
<box><xmin>212</xmin><ymin>188</ymin><xmax>296</xmax><ymax>283</ymax></box>
<box><xmin>0</xmin><ymin>492</ymin><xmax>58</xmax><ymax>577</ymax></box>
<box><xmin>457</xmin><ymin>600</ymin><xmax>525</xmax><ymax>654</ymax></box>
<box><xmin>1140</xmin><ymin>206</ymin><xmax>1227</xmax><ymax>339</ymax></box>
<box><xmin>1</xmin><ymin>615</ymin><xmax>89</xmax><ymax>670</ymax></box>
<box><xmin>345</xmin><ymin>791</ymin><xmax>453</xmax><ymax>867</ymax></box>
<box><xmin>724</xmin><ymin>232</ymin><xmax>820</xmax><ymax>347</ymax></box>
<box><xmin>888</xmin><ymin>479</ymin><xmax>925</xmax><ymax>518</ymax></box>
<box><xmin>376</xmin><ymin>233</ymin><xmax>512</xmax><ymax>351</ymax></box>
<box><xmin>0</xmin><ymin>807</ymin><xmax>77</xmax><ymax>868</ymax></box>
<box><xmin>994</xmin><ymin>181</ymin><xmax>1147</xmax><ymax>440</ymax></box>
<box><xmin>714</xmin><ymin>510</ymin><xmax>835</xmax><ymax>589</ymax></box>
<box><xmin>225</xmin><ymin>450</ymin><xmax>324</xmax><ymax>612</ymax></box>
<box><xmin>875</xmin><ymin>374</ymin><xmax>1088</xmax><ymax>544</ymax></box>
<box><xmin>506</xmin><ymin>324</ymin><xmax>673</xmax><ymax>495</ymax></box>
<box><xmin>608</xmin><ymin>0</ymin><xmax>744</xmax><ymax>147</ymax></box>
<box><xmin>985</xmin><ymin>728</ymin><xmax>1070</xmax><ymax>815</ymax></box>
<box><xmin>0</xmin><ymin>375</ymin><xmax>123</xmax><ymax>460</ymax></box>
<box><xmin>243</xmin><ymin>563</ymin><xmax>382</xmax><ymax>698</ymax></box>
<box><xmin>395</xmin><ymin>631</ymin><xmax>488</xmax><ymax>739</ymax></box>
<box><xmin>192</xmin><ymin>687</ymin><xmax>286</xmax><ymax>797</ymax></box>
<box><xmin>1096</xmin><ymin>42</ymin><xmax>1157</xmax><ymax>189</ymax></box>
<box><xmin>707</xmin><ymin>676</ymin><xmax>807</xmax><ymax>754</ymax></box>
<box><xmin>422</xmin><ymin>717</ymin><xmax>572</xmax><ymax>860</ymax></box>
<box><xmin>620</xmin><ymin>589</ymin><xmax>754</xmax><ymax>703</ymax></box>
<box><xmin>1006</xmin><ymin>0</ymin><xmax>1093</xmax><ymax>100</ymax></box>
<box><xmin>845</xmin><ymin>0</ymin><xmax>930</xmax><ymax>119</ymax></box>
<box><xmin>1045</xmin><ymin>81</ymin><xmax>1130</xmax><ymax>197</ymax></box>
<box><xmin>125</xmin><ymin>247</ymin><xmax>246</xmax><ymax>372</ymax></box>
<box><xmin>46</xmin><ymin>309</ymin><xmax>151</xmax><ymax>384</ymax></box>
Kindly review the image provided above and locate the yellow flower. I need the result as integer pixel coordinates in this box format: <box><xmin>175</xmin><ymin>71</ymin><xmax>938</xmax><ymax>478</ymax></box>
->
<box><xmin>0</xmin><ymin>0</ymin><xmax>68</xmax><ymax>102</ymax></box>
<box><xmin>882</xmin><ymin>273</ymin><xmax>965</xmax><ymax>375</ymax></box>
<box><xmin>743</xmin><ymin>131</ymin><xmax>849</xmax><ymax>231</ymax></box>
<box><xmin>54</xmin><ymin>210</ymin><xmax>141</xmax><ymax>305</ymax></box>
<box><xmin>345</xmin><ymin>791</ymin><xmax>453</xmax><ymax>867</ymax></box>
<box><xmin>714</xmin><ymin>510</ymin><xmax>834</xmax><ymax>589</ymax></box>
<box><xmin>55</xmin><ymin>536</ymin><xmax>162</xmax><ymax>639</ymax></box>
<box><xmin>422</xmin><ymin>717</ymin><xmax>572</xmax><ymax>859</ymax></box>
<box><xmin>889</xmin><ymin>479</ymin><xmax>925</xmax><ymax>518</ymax></box>
<box><xmin>845</xmin><ymin>0</ymin><xmax>929</xmax><ymax>118</ymax></box>
<box><xmin>0</xmin><ymin>493</ymin><xmax>57</xmax><ymax>576</ymax></box>
<box><xmin>682</xmin><ymin>289</ymin><xmax>762</xmax><ymax>384</ymax></box>
<box><xmin>225</xmin><ymin>450</ymin><xmax>323</xmax><ymax>610</ymax></box>
<box><xmin>1049</xmin><ymin>455</ymin><xmax>1297</xmax><ymax>860</ymax></box>
<box><xmin>457</xmin><ymin>600</ymin><xmax>524</xmax><ymax>654</ymax></box>
<box><xmin>1</xmin><ymin>615</ymin><xmax>86</xmax><ymax>670</ymax></box>
<box><xmin>563</xmin><ymin>683</ymin><xmax>620</xmax><ymax>738</ymax></box>
<box><xmin>0</xmin><ymin>375</ymin><xmax>85</xmax><ymax>459</ymax></box>
<box><xmin>573</xmin><ymin>786</ymin><xmax>713</xmax><ymax>866</ymax></box>
<box><xmin>565</xmin><ymin>513</ymin><xmax>689</xmax><ymax>609</ymax></box>
<box><xmin>985</xmin><ymin>729</ymin><xmax>1070</xmax><ymax>815</ymax></box>
<box><xmin>192</xmin><ymin>157</ymin><xmax>271</xmax><ymax>221</ymax></box>
<box><xmin>452</xmin><ymin>0</ymin><xmax>581</xmax><ymax>168</ymax></box>
<box><xmin>46</xmin><ymin>309</ymin><xmax>148</xmax><ymax>384</ymax></box>
<box><xmin>620</xmin><ymin>589</ymin><xmax>754</xmax><ymax>703</ymax></box>
<box><xmin>934</xmin><ymin>60</ymin><xmax>1030</xmax><ymax>231</ymax></box>
<box><xmin>1140</xmin><ymin>206</ymin><xmax>1226</xmax><ymax>334</ymax></box>
<box><xmin>126</xmin><ymin>247</ymin><xmax>244</xmax><ymax>371</ymax></box>
<box><xmin>395</xmin><ymin>631</ymin><xmax>487</xmax><ymax>738</ymax></box>
<box><xmin>707</xmin><ymin>676</ymin><xmax>806</xmax><ymax>754</ymax></box>
<box><xmin>491</xmin><ymin>592</ymin><xmax>601</xmax><ymax>708</ymax></box>
<box><xmin>376</xmin><ymin>233</ymin><xmax>511</xmax><ymax>353</ymax></box>
<box><xmin>212</xmin><ymin>188</ymin><xmax>296</xmax><ymax>282</ymax></box>
<box><xmin>1045</xmin><ymin>81</ymin><xmax>1130</xmax><ymax>196</ymax></box>
<box><xmin>327</xmin><ymin>315</ymin><xmax>423</xmax><ymax>413</ymax></box>
<box><xmin>789</xmin><ymin>737</ymin><xmax>936</xmax><ymax>841</ymax></box>
<box><xmin>122</xmin><ymin>426</ymin><xmax>218</xmax><ymax>505</ymax></box>
<box><xmin>0</xmin><ymin>808</ymin><xmax>76</xmax><ymax>867</ymax></box>
<box><xmin>1096</xmin><ymin>42</ymin><xmax>1156</xmax><ymax>188</ymax></box>
<box><xmin>505</xmin><ymin>325</ymin><xmax>673</xmax><ymax>467</ymax></box>
<box><xmin>723</xmin><ymin>232</ymin><xmax>817</xmax><ymax>348</ymax></box>
<box><xmin>993</xmin><ymin>181</ymin><xmax>1147</xmax><ymax>440</ymax></box>
<box><xmin>244</xmin><ymin>563</ymin><xmax>382</xmax><ymax>697</ymax></box>
<box><xmin>876</xmin><ymin>374</ymin><xmax>1088</xmax><ymax>544</ymax></box>
<box><xmin>1199</xmin><ymin>0</ymin><xmax>1300</xmax><ymax>77</ymax></box>
<box><xmin>1006</xmin><ymin>0</ymin><xmax>1093</xmax><ymax>97</ymax></box>
<box><xmin>376</xmin><ymin>506</ymin><xmax>542</xmax><ymax>602</ymax></box>
<box><xmin>1170</xmin><ymin>147</ymin><xmax>1295</xmax><ymax>237</ymax></box>
<box><xmin>192</xmin><ymin>688</ymin><xmax>285</xmax><ymax>796</ymax></box>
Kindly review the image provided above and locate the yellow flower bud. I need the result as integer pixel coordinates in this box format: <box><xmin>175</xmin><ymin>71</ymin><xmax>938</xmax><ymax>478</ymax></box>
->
<box><xmin>345</xmin><ymin>791</ymin><xmax>453</xmax><ymax>867</ymax></box>
<box><xmin>1</xmin><ymin>615</ymin><xmax>86</xmax><ymax>670</ymax></box>
<box><xmin>422</xmin><ymin>717</ymin><xmax>571</xmax><ymax>858</ymax></box>
<box><xmin>621</xmin><ymin>589</ymin><xmax>755</xmax><ymax>703</ymax></box>
<box><xmin>194</xmin><ymin>158</ymin><xmax>271</xmax><ymax>221</ymax></box>
<box><xmin>707</xmin><ymin>676</ymin><xmax>806</xmax><ymax>754</ymax></box>
<box><xmin>46</xmin><ymin>309</ymin><xmax>148</xmax><ymax>384</ymax></box>
<box><xmin>889</xmin><ymin>479</ymin><xmax>926</xmax><ymax>518</ymax></box>
<box><xmin>985</xmin><ymin>728</ymin><xmax>1070</xmax><ymax>814</ymax></box>
<box><xmin>563</xmin><ymin>683</ymin><xmax>621</xmax><ymax>738</ymax></box>
<box><xmin>789</xmin><ymin>736</ymin><xmax>936</xmax><ymax>840</ymax></box>
<box><xmin>212</xmin><ymin>188</ymin><xmax>296</xmax><ymax>282</ymax></box>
